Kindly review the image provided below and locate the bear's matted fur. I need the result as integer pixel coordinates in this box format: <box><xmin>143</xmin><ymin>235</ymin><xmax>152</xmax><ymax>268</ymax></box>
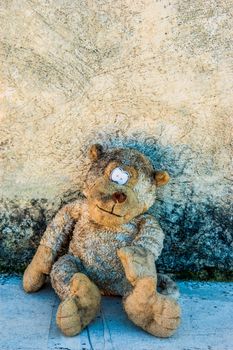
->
<box><xmin>23</xmin><ymin>144</ymin><xmax>181</xmax><ymax>337</ymax></box>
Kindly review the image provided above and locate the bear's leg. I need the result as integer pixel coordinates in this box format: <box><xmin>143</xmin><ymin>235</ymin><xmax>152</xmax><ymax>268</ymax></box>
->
<box><xmin>50</xmin><ymin>254</ymin><xmax>101</xmax><ymax>336</ymax></box>
<box><xmin>118</xmin><ymin>246</ymin><xmax>181</xmax><ymax>337</ymax></box>
<box><xmin>123</xmin><ymin>276</ymin><xmax>181</xmax><ymax>338</ymax></box>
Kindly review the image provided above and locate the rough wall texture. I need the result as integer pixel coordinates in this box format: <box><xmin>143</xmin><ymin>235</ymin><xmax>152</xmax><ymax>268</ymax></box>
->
<box><xmin>0</xmin><ymin>0</ymin><xmax>232</xmax><ymax>278</ymax></box>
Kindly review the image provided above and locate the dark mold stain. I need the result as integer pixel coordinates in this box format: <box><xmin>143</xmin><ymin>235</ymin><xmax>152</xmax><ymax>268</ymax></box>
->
<box><xmin>0</xmin><ymin>138</ymin><xmax>232</xmax><ymax>280</ymax></box>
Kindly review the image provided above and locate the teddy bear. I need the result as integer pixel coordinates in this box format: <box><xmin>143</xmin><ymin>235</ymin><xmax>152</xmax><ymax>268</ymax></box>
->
<box><xmin>23</xmin><ymin>144</ymin><xmax>181</xmax><ymax>337</ymax></box>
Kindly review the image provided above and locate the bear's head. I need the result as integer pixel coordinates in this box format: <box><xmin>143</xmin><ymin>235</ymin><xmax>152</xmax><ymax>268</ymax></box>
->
<box><xmin>84</xmin><ymin>144</ymin><xmax>169</xmax><ymax>227</ymax></box>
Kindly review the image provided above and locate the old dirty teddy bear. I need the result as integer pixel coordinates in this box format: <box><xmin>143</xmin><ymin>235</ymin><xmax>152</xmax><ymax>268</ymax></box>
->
<box><xmin>23</xmin><ymin>144</ymin><xmax>181</xmax><ymax>337</ymax></box>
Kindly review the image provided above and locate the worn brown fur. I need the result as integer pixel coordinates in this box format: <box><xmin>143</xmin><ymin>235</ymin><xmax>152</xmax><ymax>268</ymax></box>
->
<box><xmin>23</xmin><ymin>144</ymin><xmax>181</xmax><ymax>337</ymax></box>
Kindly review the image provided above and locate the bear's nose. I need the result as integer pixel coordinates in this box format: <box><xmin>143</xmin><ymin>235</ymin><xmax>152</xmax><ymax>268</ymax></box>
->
<box><xmin>112</xmin><ymin>192</ymin><xmax>127</xmax><ymax>203</ymax></box>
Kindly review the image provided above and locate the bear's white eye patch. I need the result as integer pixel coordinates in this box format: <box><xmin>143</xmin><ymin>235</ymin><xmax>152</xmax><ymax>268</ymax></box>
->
<box><xmin>110</xmin><ymin>167</ymin><xmax>129</xmax><ymax>185</ymax></box>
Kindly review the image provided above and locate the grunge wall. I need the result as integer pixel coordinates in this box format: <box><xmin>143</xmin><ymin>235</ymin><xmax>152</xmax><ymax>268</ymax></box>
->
<box><xmin>0</xmin><ymin>0</ymin><xmax>232</xmax><ymax>278</ymax></box>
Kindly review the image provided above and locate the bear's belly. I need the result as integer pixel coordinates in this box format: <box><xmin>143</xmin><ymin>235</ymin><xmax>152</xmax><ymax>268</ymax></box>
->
<box><xmin>68</xmin><ymin>221</ymin><xmax>137</xmax><ymax>295</ymax></box>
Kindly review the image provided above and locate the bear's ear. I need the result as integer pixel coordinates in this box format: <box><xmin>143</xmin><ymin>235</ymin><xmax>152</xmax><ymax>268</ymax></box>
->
<box><xmin>89</xmin><ymin>144</ymin><xmax>104</xmax><ymax>161</ymax></box>
<box><xmin>153</xmin><ymin>170</ymin><xmax>170</xmax><ymax>187</ymax></box>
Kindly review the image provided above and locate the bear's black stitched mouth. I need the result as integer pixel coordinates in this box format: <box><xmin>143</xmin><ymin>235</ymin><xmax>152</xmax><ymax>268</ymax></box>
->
<box><xmin>96</xmin><ymin>205</ymin><xmax>123</xmax><ymax>217</ymax></box>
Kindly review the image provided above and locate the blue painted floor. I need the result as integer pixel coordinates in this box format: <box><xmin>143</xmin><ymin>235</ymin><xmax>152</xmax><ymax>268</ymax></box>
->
<box><xmin>0</xmin><ymin>276</ymin><xmax>232</xmax><ymax>350</ymax></box>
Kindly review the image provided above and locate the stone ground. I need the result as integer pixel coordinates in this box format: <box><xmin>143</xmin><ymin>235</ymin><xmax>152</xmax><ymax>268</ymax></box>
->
<box><xmin>1</xmin><ymin>277</ymin><xmax>233</xmax><ymax>350</ymax></box>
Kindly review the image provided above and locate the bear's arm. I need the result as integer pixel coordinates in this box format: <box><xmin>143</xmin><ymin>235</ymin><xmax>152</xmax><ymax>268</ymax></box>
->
<box><xmin>23</xmin><ymin>199</ymin><xmax>83</xmax><ymax>292</ymax></box>
<box><xmin>132</xmin><ymin>214</ymin><xmax>165</xmax><ymax>259</ymax></box>
<box><xmin>39</xmin><ymin>199</ymin><xmax>82</xmax><ymax>254</ymax></box>
<box><xmin>117</xmin><ymin>214</ymin><xmax>165</xmax><ymax>285</ymax></box>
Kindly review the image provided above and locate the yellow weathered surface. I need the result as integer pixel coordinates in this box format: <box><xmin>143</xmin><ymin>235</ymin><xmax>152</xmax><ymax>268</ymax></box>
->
<box><xmin>0</xmin><ymin>0</ymin><xmax>232</xmax><ymax>199</ymax></box>
<box><xmin>0</xmin><ymin>0</ymin><xmax>232</xmax><ymax>275</ymax></box>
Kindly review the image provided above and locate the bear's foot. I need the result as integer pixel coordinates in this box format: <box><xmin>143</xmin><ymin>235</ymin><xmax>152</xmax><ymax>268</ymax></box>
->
<box><xmin>123</xmin><ymin>277</ymin><xmax>181</xmax><ymax>338</ymax></box>
<box><xmin>56</xmin><ymin>296</ymin><xmax>82</xmax><ymax>336</ymax></box>
<box><xmin>56</xmin><ymin>273</ymin><xmax>101</xmax><ymax>336</ymax></box>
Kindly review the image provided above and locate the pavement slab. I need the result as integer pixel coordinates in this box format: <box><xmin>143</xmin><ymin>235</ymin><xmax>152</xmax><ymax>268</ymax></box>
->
<box><xmin>0</xmin><ymin>276</ymin><xmax>232</xmax><ymax>350</ymax></box>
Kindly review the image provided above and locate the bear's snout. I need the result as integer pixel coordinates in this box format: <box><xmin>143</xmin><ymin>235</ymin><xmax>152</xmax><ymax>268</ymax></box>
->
<box><xmin>112</xmin><ymin>192</ymin><xmax>127</xmax><ymax>203</ymax></box>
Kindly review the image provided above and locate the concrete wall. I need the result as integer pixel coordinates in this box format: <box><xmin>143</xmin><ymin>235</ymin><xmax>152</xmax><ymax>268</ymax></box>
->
<box><xmin>0</xmin><ymin>0</ymin><xmax>232</xmax><ymax>278</ymax></box>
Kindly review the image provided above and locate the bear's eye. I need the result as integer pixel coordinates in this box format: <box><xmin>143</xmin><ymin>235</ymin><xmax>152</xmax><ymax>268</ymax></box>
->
<box><xmin>110</xmin><ymin>167</ymin><xmax>130</xmax><ymax>185</ymax></box>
